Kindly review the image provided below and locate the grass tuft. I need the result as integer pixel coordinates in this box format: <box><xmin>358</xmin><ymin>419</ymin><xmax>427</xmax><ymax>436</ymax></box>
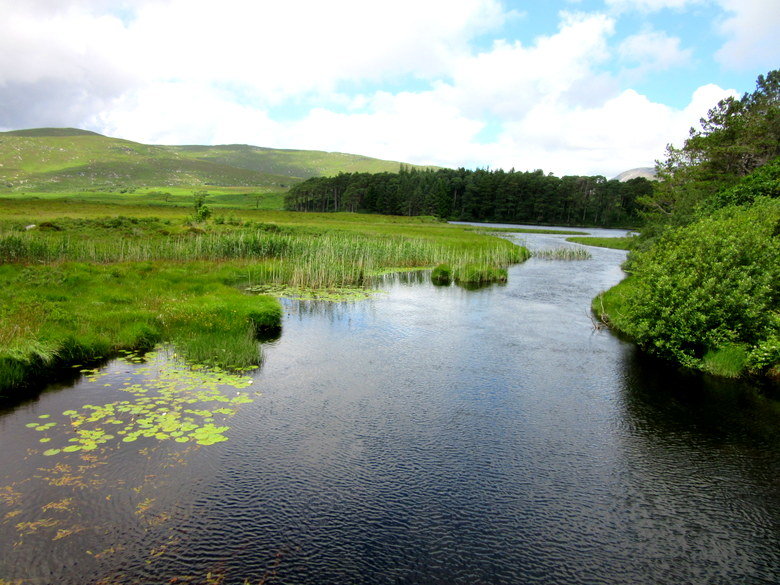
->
<box><xmin>431</xmin><ymin>264</ymin><xmax>452</xmax><ymax>285</ymax></box>
<box><xmin>532</xmin><ymin>247</ymin><xmax>592</xmax><ymax>260</ymax></box>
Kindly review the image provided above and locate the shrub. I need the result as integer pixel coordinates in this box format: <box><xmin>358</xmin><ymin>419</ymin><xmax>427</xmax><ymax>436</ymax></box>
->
<box><xmin>607</xmin><ymin>197</ymin><xmax>779</xmax><ymax>375</ymax></box>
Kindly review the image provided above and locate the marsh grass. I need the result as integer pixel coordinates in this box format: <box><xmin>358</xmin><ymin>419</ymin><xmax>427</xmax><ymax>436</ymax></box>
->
<box><xmin>703</xmin><ymin>344</ymin><xmax>750</xmax><ymax>378</ymax></box>
<box><xmin>464</xmin><ymin>226</ymin><xmax>589</xmax><ymax>235</ymax></box>
<box><xmin>0</xmin><ymin>261</ymin><xmax>282</xmax><ymax>395</ymax></box>
<box><xmin>566</xmin><ymin>236</ymin><xmax>636</xmax><ymax>250</ymax></box>
<box><xmin>454</xmin><ymin>264</ymin><xmax>508</xmax><ymax>285</ymax></box>
<box><xmin>0</xmin><ymin>210</ymin><xmax>529</xmax><ymax>395</ymax></box>
<box><xmin>0</xmin><ymin>226</ymin><xmax>525</xmax><ymax>289</ymax></box>
<box><xmin>532</xmin><ymin>247</ymin><xmax>592</xmax><ymax>260</ymax></box>
<box><xmin>431</xmin><ymin>263</ymin><xmax>453</xmax><ymax>285</ymax></box>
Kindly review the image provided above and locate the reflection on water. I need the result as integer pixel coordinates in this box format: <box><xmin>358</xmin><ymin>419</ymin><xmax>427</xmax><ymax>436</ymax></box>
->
<box><xmin>621</xmin><ymin>349</ymin><xmax>780</xmax><ymax>447</ymax></box>
<box><xmin>0</xmin><ymin>226</ymin><xmax>778</xmax><ymax>585</ymax></box>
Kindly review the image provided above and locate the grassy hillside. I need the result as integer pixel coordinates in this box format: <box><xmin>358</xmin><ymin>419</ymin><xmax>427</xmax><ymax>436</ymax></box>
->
<box><xmin>164</xmin><ymin>144</ymin><xmax>423</xmax><ymax>179</ymax></box>
<box><xmin>0</xmin><ymin>128</ymin><xmax>432</xmax><ymax>194</ymax></box>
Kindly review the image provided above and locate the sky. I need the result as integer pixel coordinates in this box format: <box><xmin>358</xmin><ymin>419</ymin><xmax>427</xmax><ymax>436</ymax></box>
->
<box><xmin>0</xmin><ymin>0</ymin><xmax>777</xmax><ymax>177</ymax></box>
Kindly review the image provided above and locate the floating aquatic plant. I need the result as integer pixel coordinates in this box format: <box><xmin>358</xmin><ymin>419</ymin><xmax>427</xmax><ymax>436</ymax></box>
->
<box><xmin>25</xmin><ymin>349</ymin><xmax>257</xmax><ymax>457</ymax></box>
<box><xmin>247</xmin><ymin>283</ymin><xmax>376</xmax><ymax>301</ymax></box>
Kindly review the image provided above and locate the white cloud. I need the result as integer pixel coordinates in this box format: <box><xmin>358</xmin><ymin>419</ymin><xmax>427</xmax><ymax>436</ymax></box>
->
<box><xmin>619</xmin><ymin>30</ymin><xmax>692</xmax><ymax>74</ymax></box>
<box><xmin>0</xmin><ymin>0</ymin><xmax>507</xmax><ymax>106</ymax></box>
<box><xmin>0</xmin><ymin>1</ymin><xmax>755</xmax><ymax>178</ymax></box>
<box><xmin>444</xmin><ymin>12</ymin><xmax>617</xmax><ymax>118</ymax></box>
<box><xmin>122</xmin><ymin>0</ymin><xmax>507</xmax><ymax>102</ymax></box>
<box><xmin>0</xmin><ymin>4</ymin><xmax>132</xmax><ymax>87</ymax></box>
<box><xmin>470</xmin><ymin>84</ymin><xmax>735</xmax><ymax>176</ymax></box>
<box><xmin>715</xmin><ymin>0</ymin><xmax>780</xmax><ymax>69</ymax></box>
<box><xmin>288</xmin><ymin>92</ymin><xmax>485</xmax><ymax>165</ymax></box>
<box><xmin>603</xmin><ymin>0</ymin><xmax>779</xmax><ymax>70</ymax></box>
<box><xmin>604</xmin><ymin>0</ymin><xmax>703</xmax><ymax>11</ymax></box>
<box><xmin>91</xmin><ymin>82</ymin><xmax>281</xmax><ymax>146</ymax></box>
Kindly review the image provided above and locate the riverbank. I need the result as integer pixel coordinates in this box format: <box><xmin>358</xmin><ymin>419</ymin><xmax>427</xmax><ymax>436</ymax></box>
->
<box><xmin>0</xmin><ymin>203</ymin><xmax>527</xmax><ymax>398</ymax></box>
<box><xmin>592</xmin><ymin>197</ymin><xmax>780</xmax><ymax>384</ymax></box>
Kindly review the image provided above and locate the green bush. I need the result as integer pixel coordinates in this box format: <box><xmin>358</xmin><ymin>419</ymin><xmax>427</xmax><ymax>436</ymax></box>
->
<box><xmin>701</xmin><ymin>156</ymin><xmax>780</xmax><ymax>212</ymax></box>
<box><xmin>604</xmin><ymin>197</ymin><xmax>779</xmax><ymax>376</ymax></box>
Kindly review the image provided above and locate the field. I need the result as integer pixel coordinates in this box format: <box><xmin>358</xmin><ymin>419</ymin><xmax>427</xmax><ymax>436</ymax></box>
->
<box><xmin>0</xmin><ymin>189</ymin><xmax>287</xmax><ymax>211</ymax></box>
<box><xmin>0</xmin><ymin>196</ymin><xmax>528</xmax><ymax>397</ymax></box>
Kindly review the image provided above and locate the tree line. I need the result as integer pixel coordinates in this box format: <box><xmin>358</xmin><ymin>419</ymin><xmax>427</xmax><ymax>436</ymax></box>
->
<box><xmin>285</xmin><ymin>167</ymin><xmax>652</xmax><ymax>227</ymax></box>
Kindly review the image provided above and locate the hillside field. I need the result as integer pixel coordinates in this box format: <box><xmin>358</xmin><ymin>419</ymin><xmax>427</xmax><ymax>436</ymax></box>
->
<box><xmin>0</xmin><ymin>128</ymin><xmax>431</xmax><ymax>195</ymax></box>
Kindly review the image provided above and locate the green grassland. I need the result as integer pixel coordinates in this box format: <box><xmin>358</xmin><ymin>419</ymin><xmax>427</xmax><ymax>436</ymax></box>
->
<box><xmin>0</xmin><ymin>197</ymin><xmax>528</xmax><ymax>398</ymax></box>
<box><xmin>0</xmin><ymin>189</ymin><xmax>287</xmax><ymax>211</ymax></box>
<box><xmin>0</xmin><ymin>128</ymin><xmax>432</xmax><ymax>194</ymax></box>
<box><xmin>164</xmin><ymin>143</ymin><xmax>433</xmax><ymax>179</ymax></box>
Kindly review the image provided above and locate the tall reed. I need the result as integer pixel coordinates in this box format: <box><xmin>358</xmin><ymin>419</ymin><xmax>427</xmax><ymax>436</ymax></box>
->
<box><xmin>531</xmin><ymin>247</ymin><xmax>591</xmax><ymax>260</ymax></box>
<box><xmin>0</xmin><ymin>229</ymin><xmax>527</xmax><ymax>289</ymax></box>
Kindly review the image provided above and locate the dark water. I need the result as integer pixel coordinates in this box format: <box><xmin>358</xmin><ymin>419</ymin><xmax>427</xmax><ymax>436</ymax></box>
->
<box><xmin>1</xmin><ymin>226</ymin><xmax>778</xmax><ymax>585</ymax></box>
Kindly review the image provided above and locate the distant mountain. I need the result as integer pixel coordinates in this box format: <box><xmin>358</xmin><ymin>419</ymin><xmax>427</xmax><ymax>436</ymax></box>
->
<box><xmin>614</xmin><ymin>167</ymin><xmax>657</xmax><ymax>182</ymax></box>
<box><xmin>0</xmin><ymin>128</ymin><xmax>430</xmax><ymax>192</ymax></box>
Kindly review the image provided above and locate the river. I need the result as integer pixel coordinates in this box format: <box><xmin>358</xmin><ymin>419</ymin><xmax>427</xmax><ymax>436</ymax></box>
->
<box><xmin>1</xmin><ymin>226</ymin><xmax>778</xmax><ymax>584</ymax></box>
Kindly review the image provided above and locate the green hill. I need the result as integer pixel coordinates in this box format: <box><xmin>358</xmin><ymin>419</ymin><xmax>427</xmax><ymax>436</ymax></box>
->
<box><xmin>0</xmin><ymin>128</ymin><xmax>430</xmax><ymax>193</ymax></box>
<box><xmin>164</xmin><ymin>144</ymin><xmax>423</xmax><ymax>179</ymax></box>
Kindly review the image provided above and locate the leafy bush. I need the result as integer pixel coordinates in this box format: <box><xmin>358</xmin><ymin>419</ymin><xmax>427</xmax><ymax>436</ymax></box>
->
<box><xmin>606</xmin><ymin>197</ymin><xmax>779</xmax><ymax>375</ymax></box>
<box><xmin>701</xmin><ymin>156</ymin><xmax>780</xmax><ymax>212</ymax></box>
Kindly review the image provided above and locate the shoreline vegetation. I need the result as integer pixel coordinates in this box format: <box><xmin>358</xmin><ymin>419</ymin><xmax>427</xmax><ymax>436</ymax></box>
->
<box><xmin>593</xmin><ymin>71</ymin><xmax>779</xmax><ymax>384</ymax></box>
<box><xmin>0</xmin><ymin>205</ymin><xmax>528</xmax><ymax>399</ymax></box>
<box><xmin>565</xmin><ymin>236</ymin><xmax>636</xmax><ymax>250</ymax></box>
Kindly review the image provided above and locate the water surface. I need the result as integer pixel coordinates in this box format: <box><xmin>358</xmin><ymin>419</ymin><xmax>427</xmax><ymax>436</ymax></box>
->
<box><xmin>1</xmin><ymin>226</ymin><xmax>778</xmax><ymax>584</ymax></box>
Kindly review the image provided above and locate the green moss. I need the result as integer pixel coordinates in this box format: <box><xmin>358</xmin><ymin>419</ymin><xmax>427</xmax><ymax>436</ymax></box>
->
<box><xmin>593</xmin><ymin>277</ymin><xmax>637</xmax><ymax>331</ymax></box>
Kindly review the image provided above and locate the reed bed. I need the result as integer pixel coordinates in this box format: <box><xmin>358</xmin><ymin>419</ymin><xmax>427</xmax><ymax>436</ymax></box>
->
<box><xmin>532</xmin><ymin>247</ymin><xmax>592</xmax><ymax>261</ymax></box>
<box><xmin>0</xmin><ymin>221</ymin><xmax>529</xmax><ymax>393</ymax></box>
<box><xmin>0</xmin><ymin>229</ymin><xmax>527</xmax><ymax>289</ymax></box>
